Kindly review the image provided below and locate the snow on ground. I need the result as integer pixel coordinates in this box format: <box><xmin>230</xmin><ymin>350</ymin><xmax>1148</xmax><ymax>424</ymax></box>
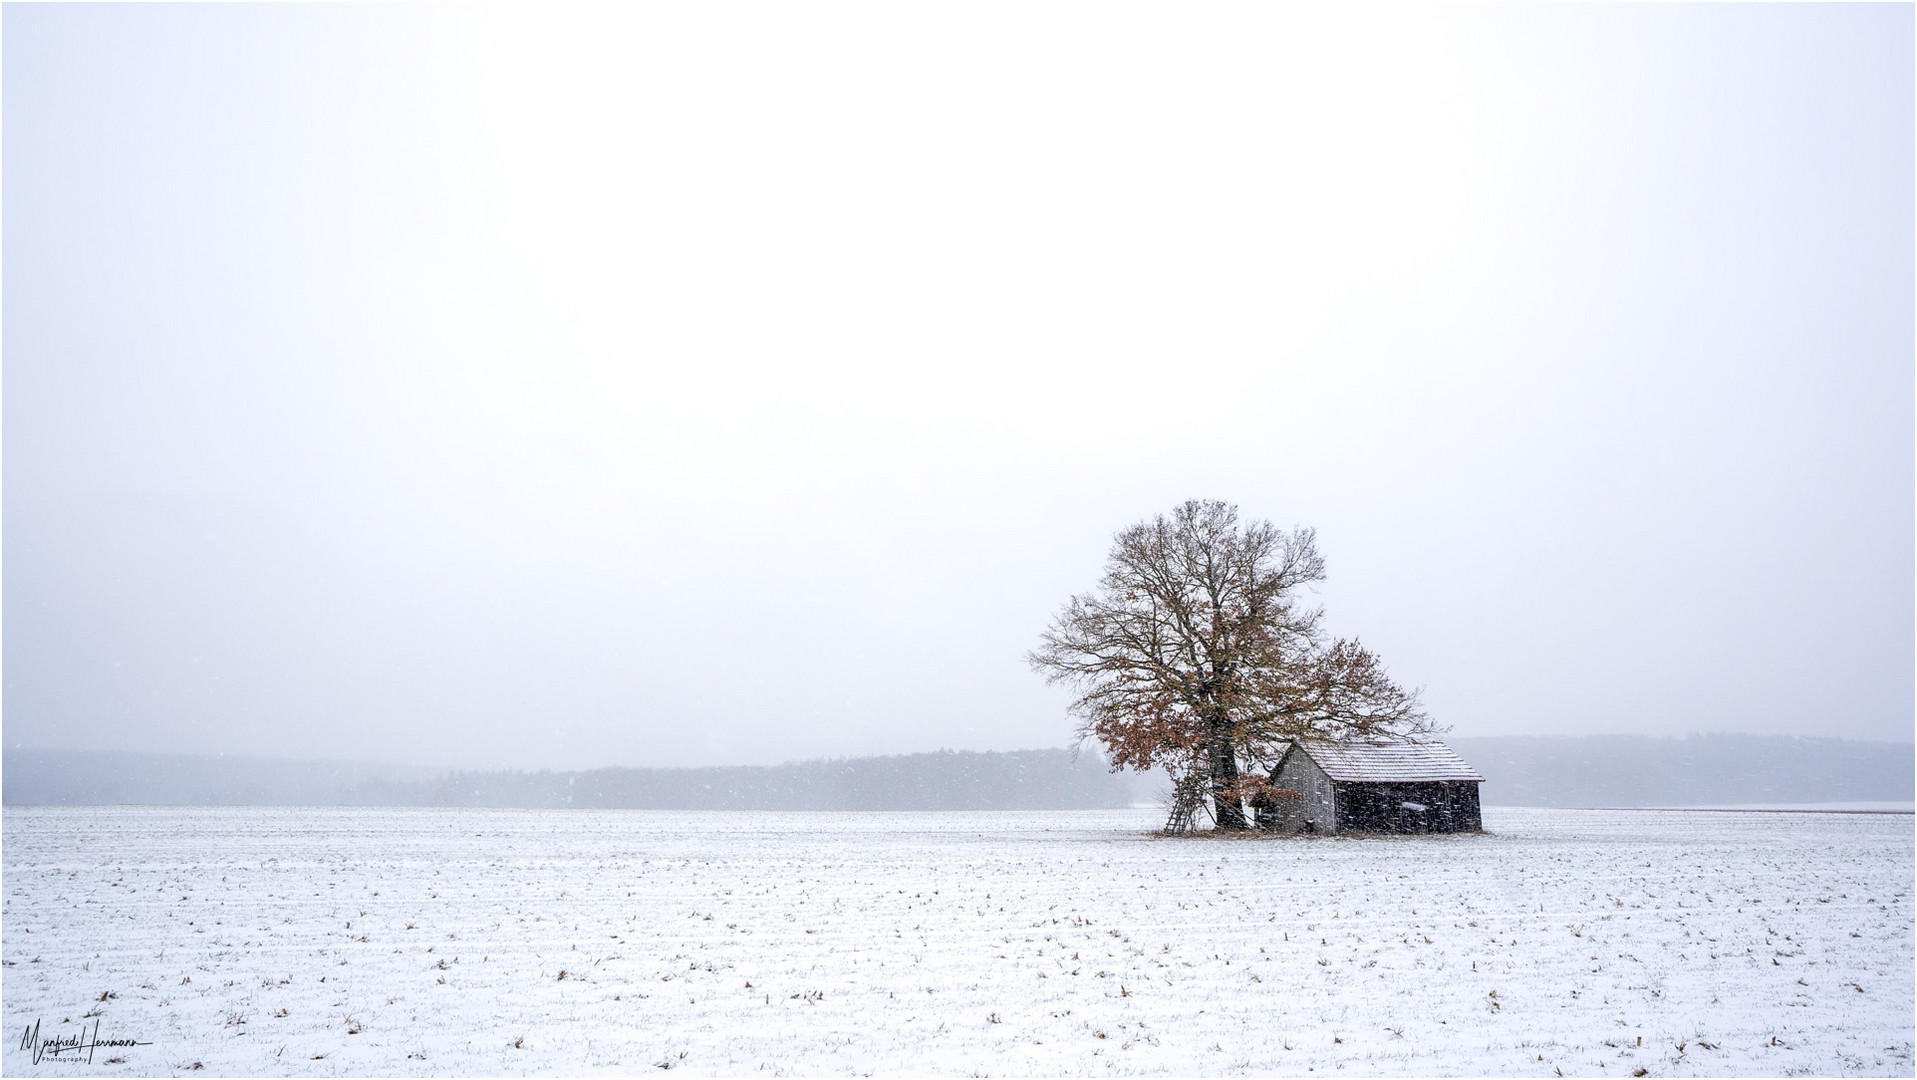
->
<box><xmin>3</xmin><ymin>806</ymin><xmax>1910</xmax><ymax>1077</ymax></box>
<box><xmin>1643</xmin><ymin>804</ymin><xmax>1915</xmax><ymax>813</ymax></box>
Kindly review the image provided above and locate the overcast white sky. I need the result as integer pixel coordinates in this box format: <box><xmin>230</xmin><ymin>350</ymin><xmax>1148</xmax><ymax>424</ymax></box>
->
<box><xmin>5</xmin><ymin>4</ymin><xmax>1911</xmax><ymax>770</ymax></box>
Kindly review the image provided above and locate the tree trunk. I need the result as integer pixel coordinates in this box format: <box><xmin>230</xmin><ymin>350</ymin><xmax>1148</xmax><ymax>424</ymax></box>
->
<box><xmin>1207</xmin><ymin>727</ymin><xmax>1248</xmax><ymax>830</ymax></box>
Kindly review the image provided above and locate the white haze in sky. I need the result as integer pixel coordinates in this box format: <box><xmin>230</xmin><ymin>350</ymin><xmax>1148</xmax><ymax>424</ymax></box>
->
<box><xmin>5</xmin><ymin>5</ymin><xmax>1911</xmax><ymax>770</ymax></box>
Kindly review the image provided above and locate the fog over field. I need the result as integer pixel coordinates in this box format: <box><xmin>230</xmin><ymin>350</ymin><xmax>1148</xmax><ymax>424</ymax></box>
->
<box><xmin>4</xmin><ymin>4</ymin><xmax>1911</xmax><ymax>772</ymax></box>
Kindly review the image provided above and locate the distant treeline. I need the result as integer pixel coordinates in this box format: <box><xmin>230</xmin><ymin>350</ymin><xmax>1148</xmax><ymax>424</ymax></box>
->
<box><xmin>1449</xmin><ymin>734</ymin><xmax>1914</xmax><ymax>807</ymax></box>
<box><xmin>1</xmin><ymin>749</ymin><xmax>441</xmax><ymax>808</ymax></box>
<box><xmin>346</xmin><ymin>749</ymin><xmax>1134</xmax><ymax>810</ymax></box>
<box><xmin>3</xmin><ymin>734</ymin><xmax>1910</xmax><ymax>809</ymax></box>
<box><xmin>2</xmin><ymin>747</ymin><xmax>1136</xmax><ymax>810</ymax></box>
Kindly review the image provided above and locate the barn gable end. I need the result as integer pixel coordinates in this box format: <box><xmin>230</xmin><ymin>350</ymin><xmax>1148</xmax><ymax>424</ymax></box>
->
<box><xmin>1262</xmin><ymin>744</ymin><xmax>1337</xmax><ymax>833</ymax></box>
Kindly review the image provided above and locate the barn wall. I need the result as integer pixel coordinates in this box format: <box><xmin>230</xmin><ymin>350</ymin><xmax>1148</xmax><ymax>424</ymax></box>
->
<box><xmin>1263</xmin><ymin>750</ymin><xmax>1338</xmax><ymax>833</ymax></box>
<box><xmin>1332</xmin><ymin>781</ymin><xmax>1483</xmax><ymax>833</ymax></box>
<box><xmin>1453</xmin><ymin>783</ymin><xmax>1482</xmax><ymax>831</ymax></box>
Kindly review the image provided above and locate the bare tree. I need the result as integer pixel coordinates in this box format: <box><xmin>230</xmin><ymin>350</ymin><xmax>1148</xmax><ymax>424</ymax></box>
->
<box><xmin>1029</xmin><ymin>499</ymin><xmax>1438</xmax><ymax>832</ymax></box>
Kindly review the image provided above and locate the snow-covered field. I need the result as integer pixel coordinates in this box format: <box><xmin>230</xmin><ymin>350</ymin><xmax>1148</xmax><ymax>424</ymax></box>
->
<box><xmin>4</xmin><ymin>806</ymin><xmax>1910</xmax><ymax>1077</ymax></box>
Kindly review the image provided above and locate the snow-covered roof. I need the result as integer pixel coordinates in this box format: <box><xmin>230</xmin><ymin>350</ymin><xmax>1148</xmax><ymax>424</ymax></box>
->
<box><xmin>1288</xmin><ymin>739</ymin><xmax>1484</xmax><ymax>783</ymax></box>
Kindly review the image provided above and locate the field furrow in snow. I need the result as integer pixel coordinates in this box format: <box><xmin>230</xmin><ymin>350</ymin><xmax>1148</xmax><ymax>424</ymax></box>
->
<box><xmin>4</xmin><ymin>806</ymin><xmax>1911</xmax><ymax>1076</ymax></box>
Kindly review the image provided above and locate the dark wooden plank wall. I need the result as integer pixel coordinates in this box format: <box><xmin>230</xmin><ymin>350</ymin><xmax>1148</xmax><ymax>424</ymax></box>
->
<box><xmin>1333</xmin><ymin>781</ymin><xmax>1481</xmax><ymax>833</ymax></box>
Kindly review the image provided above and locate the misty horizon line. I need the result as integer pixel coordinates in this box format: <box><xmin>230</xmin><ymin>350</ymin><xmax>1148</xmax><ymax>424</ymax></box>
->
<box><xmin>9</xmin><ymin>730</ymin><xmax>1913</xmax><ymax>776</ymax></box>
<box><xmin>7</xmin><ymin>736</ymin><xmax>1911</xmax><ymax>811</ymax></box>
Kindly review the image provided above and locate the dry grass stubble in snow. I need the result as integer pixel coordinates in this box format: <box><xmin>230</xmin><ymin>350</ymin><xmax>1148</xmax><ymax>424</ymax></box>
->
<box><xmin>3</xmin><ymin>806</ymin><xmax>1911</xmax><ymax>1075</ymax></box>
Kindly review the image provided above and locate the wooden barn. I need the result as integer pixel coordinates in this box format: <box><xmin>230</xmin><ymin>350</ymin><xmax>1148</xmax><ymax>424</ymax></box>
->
<box><xmin>1257</xmin><ymin>739</ymin><xmax>1484</xmax><ymax>834</ymax></box>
